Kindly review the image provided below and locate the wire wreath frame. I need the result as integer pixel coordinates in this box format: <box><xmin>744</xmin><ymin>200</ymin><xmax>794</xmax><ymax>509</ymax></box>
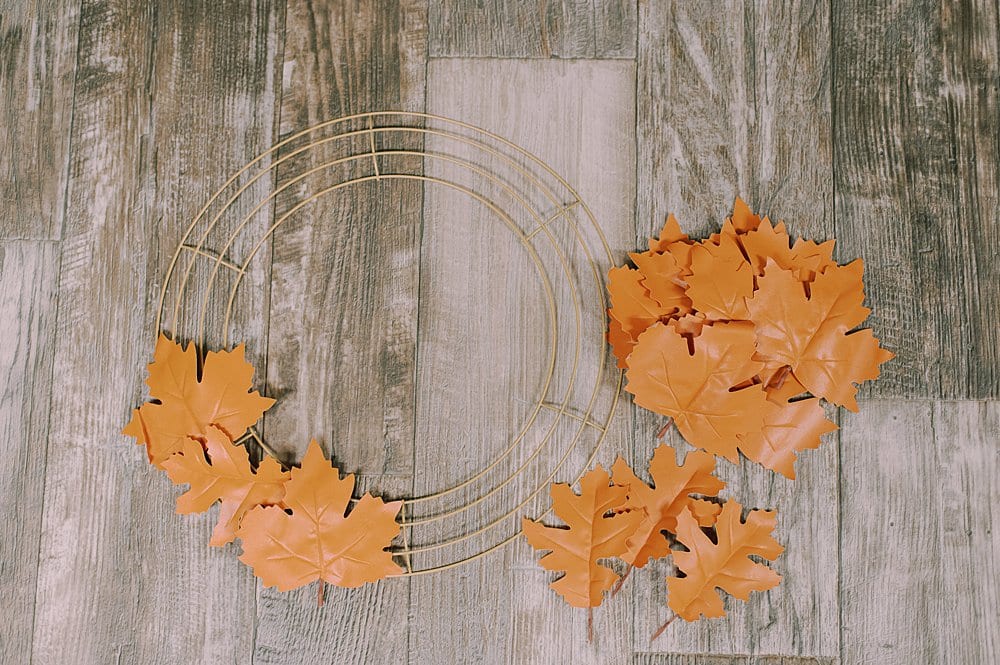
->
<box><xmin>154</xmin><ymin>111</ymin><xmax>621</xmax><ymax>577</ymax></box>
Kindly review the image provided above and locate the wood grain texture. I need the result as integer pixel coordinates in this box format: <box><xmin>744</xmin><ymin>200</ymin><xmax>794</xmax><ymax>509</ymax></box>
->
<box><xmin>634</xmin><ymin>1</ymin><xmax>838</xmax><ymax>658</ymax></box>
<box><xmin>30</xmin><ymin>1</ymin><xmax>283</xmax><ymax>663</ymax></box>
<box><xmin>254</xmin><ymin>2</ymin><xmax>427</xmax><ymax>663</ymax></box>
<box><xmin>0</xmin><ymin>241</ymin><xmax>59</xmax><ymax>663</ymax></box>
<box><xmin>414</xmin><ymin>57</ymin><xmax>636</xmax><ymax>664</ymax></box>
<box><xmin>429</xmin><ymin>0</ymin><xmax>636</xmax><ymax>58</ymax></box>
<box><xmin>0</xmin><ymin>0</ymin><xmax>79</xmax><ymax>239</ymax></box>
<box><xmin>633</xmin><ymin>655</ymin><xmax>835</xmax><ymax>665</ymax></box>
<box><xmin>833</xmin><ymin>0</ymin><xmax>1000</xmax><ymax>399</ymax></box>
<box><xmin>840</xmin><ymin>400</ymin><xmax>999</xmax><ymax>665</ymax></box>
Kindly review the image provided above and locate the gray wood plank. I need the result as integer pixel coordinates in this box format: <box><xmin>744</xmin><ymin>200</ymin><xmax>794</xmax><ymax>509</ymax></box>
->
<box><xmin>0</xmin><ymin>0</ymin><xmax>79</xmax><ymax>239</ymax></box>
<box><xmin>840</xmin><ymin>399</ymin><xmax>999</xmax><ymax>665</ymax></box>
<box><xmin>30</xmin><ymin>1</ymin><xmax>283</xmax><ymax>663</ymax></box>
<box><xmin>429</xmin><ymin>0</ymin><xmax>636</xmax><ymax>58</ymax></box>
<box><xmin>0</xmin><ymin>241</ymin><xmax>59</xmax><ymax>664</ymax></box>
<box><xmin>252</xmin><ymin>2</ymin><xmax>427</xmax><ymax>663</ymax></box>
<box><xmin>634</xmin><ymin>1</ymin><xmax>838</xmax><ymax>658</ymax></box>
<box><xmin>414</xmin><ymin>57</ymin><xmax>636</xmax><ymax>665</ymax></box>
<box><xmin>833</xmin><ymin>0</ymin><xmax>1000</xmax><ymax>398</ymax></box>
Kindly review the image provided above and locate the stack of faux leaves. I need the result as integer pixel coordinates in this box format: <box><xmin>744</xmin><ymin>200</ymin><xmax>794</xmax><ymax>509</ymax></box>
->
<box><xmin>609</xmin><ymin>199</ymin><xmax>892</xmax><ymax>478</ymax></box>
<box><xmin>124</xmin><ymin>335</ymin><xmax>402</xmax><ymax>601</ymax></box>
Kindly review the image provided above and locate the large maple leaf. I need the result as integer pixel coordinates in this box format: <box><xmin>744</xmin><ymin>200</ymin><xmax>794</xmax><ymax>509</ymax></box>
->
<box><xmin>123</xmin><ymin>334</ymin><xmax>275</xmax><ymax>467</ymax></box>
<box><xmin>625</xmin><ymin>322</ymin><xmax>766</xmax><ymax>461</ymax></box>
<box><xmin>611</xmin><ymin>445</ymin><xmax>724</xmax><ymax>567</ymax></box>
<box><xmin>237</xmin><ymin>440</ymin><xmax>402</xmax><ymax>591</ymax></box>
<box><xmin>667</xmin><ymin>501</ymin><xmax>783</xmax><ymax>621</ymax></box>
<box><xmin>162</xmin><ymin>425</ymin><xmax>289</xmax><ymax>546</ymax></box>
<box><xmin>747</xmin><ymin>261</ymin><xmax>894</xmax><ymax>411</ymax></box>
<box><xmin>522</xmin><ymin>465</ymin><xmax>642</xmax><ymax>608</ymax></box>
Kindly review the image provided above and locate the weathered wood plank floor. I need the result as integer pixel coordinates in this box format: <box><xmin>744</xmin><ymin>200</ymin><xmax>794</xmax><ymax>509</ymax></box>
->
<box><xmin>1</xmin><ymin>1</ymin><xmax>997</xmax><ymax>663</ymax></box>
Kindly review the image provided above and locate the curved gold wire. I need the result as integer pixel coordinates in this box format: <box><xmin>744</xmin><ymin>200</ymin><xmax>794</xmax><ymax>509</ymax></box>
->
<box><xmin>153</xmin><ymin>112</ymin><xmax>621</xmax><ymax>574</ymax></box>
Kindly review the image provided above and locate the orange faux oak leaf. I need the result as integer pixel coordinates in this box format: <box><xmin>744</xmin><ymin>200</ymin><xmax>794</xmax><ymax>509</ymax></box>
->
<box><xmin>625</xmin><ymin>321</ymin><xmax>766</xmax><ymax>462</ymax></box>
<box><xmin>667</xmin><ymin>501</ymin><xmax>783</xmax><ymax>622</ymax></box>
<box><xmin>123</xmin><ymin>334</ymin><xmax>275</xmax><ymax>467</ymax></box>
<box><xmin>747</xmin><ymin>260</ymin><xmax>894</xmax><ymax>411</ymax></box>
<box><xmin>611</xmin><ymin>445</ymin><xmax>724</xmax><ymax>567</ymax></box>
<box><xmin>162</xmin><ymin>425</ymin><xmax>289</xmax><ymax>546</ymax></box>
<box><xmin>238</xmin><ymin>440</ymin><xmax>402</xmax><ymax>591</ymax></box>
<box><xmin>522</xmin><ymin>465</ymin><xmax>642</xmax><ymax>608</ymax></box>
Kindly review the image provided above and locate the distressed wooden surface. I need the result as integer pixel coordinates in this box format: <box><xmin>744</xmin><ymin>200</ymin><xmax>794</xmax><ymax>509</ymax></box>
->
<box><xmin>0</xmin><ymin>0</ymin><xmax>998</xmax><ymax>664</ymax></box>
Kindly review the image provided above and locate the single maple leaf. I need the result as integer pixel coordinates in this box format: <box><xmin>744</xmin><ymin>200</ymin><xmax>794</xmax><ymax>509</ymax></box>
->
<box><xmin>238</xmin><ymin>440</ymin><xmax>402</xmax><ymax>590</ymax></box>
<box><xmin>611</xmin><ymin>445</ymin><xmax>724</xmax><ymax>567</ymax></box>
<box><xmin>607</xmin><ymin>266</ymin><xmax>673</xmax><ymax>339</ymax></box>
<box><xmin>648</xmin><ymin>213</ymin><xmax>690</xmax><ymax>253</ymax></box>
<box><xmin>729</xmin><ymin>197</ymin><xmax>762</xmax><ymax>233</ymax></box>
<box><xmin>522</xmin><ymin>465</ymin><xmax>643</xmax><ymax>608</ymax></box>
<box><xmin>684</xmin><ymin>240</ymin><xmax>754</xmax><ymax>320</ymax></box>
<box><xmin>630</xmin><ymin>249</ymin><xmax>693</xmax><ymax>314</ymax></box>
<box><xmin>740</xmin><ymin>218</ymin><xmax>797</xmax><ymax>277</ymax></box>
<box><xmin>625</xmin><ymin>322</ymin><xmax>766</xmax><ymax>462</ymax></box>
<box><xmin>123</xmin><ymin>335</ymin><xmax>275</xmax><ymax>467</ymax></box>
<box><xmin>667</xmin><ymin>501</ymin><xmax>783</xmax><ymax>621</ymax></box>
<box><xmin>747</xmin><ymin>261</ymin><xmax>893</xmax><ymax>411</ymax></box>
<box><xmin>162</xmin><ymin>425</ymin><xmax>289</xmax><ymax>546</ymax></box>
<box><xmin>737</xmin><ymin>396</ymin><xmax>838</xmax><ymax>479</ymax></box>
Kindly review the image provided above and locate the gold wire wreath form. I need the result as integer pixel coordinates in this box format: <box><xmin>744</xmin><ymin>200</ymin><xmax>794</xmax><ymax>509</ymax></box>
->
<box><xmin>154</xmin><ymin>111</ymin><xmax>621</xmax><ymax>577</ymax></box>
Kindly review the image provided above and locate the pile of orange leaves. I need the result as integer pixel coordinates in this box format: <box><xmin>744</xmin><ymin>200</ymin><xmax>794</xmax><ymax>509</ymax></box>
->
<box><xmin>522</xmin><ymin>199</ymin><xmax>891</xmax><ymax>638</ymax></box>
<box><xmin>124</xmin><ymin>335</ymin><xmax>402</xmax><ymax>602</ymax></box>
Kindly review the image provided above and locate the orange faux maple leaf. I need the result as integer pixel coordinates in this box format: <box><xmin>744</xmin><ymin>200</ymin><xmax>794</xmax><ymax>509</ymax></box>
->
<box><xmin>625</xmin><ymin>321</ymin><xmax>766</xmax><ymax>461</ymax></box>
<box><xmin>238</xmin><ymin>440</ymin><xmax>402</xmax><ymax>591</ymax></box>
<box><xmin>522</xmin><ymin>465</ymin><xmax>642</xmax><ymax>608</ymax></box>
<box><xmin>611</xmin><ymin>445</ymin><xmax>724</xmax><ymax>567</ymax></box>
<box><xmin>162</xmin><ymin>425</ymin><xmax>289</xmax><ymax>546</ymax></box>
<box><xmin>667</xmin><ymin>501</ymin><xmax>783</xmax><ymax>621</ymax></box>
<box><xmin>123</xmin><ymin>334</ymin><xmax>275</xmax><ymax>467</ymax></box>
<box><xmin>747</xmin><ymin>261</ymin><xmax>894</xmax><ymax>411</ymax></box>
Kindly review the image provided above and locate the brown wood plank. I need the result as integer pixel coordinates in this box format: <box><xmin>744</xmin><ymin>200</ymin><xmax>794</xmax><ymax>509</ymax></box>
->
<box><xmin>30</xmin><ymin>1</ymin><xmax>283</xmax><ymax>662</ymax></box>
<box><xmin>252</xmin><ymin>2</ymin><xmax>427</xmax><ymax>663</ymax></box>
<box><xmin>833</xmin><ymin>0</ymin><xmax>1000</xmax><ymax>398</ymax></box>
<box><xmin>429</xmin><ymin>0</ymin><xmax>636</xmax><ymax>58</ymax></box>
<box><xmin>0</xmin><ymin>241</ymin><xmax>59</xmax><ymax>663</ymax></box>
<box><xmin>840</xmin><ymin>400</ymin><xmax>999</xmax><ymax>664</ymax></box>
<box><xmin>634</xmin><ymin>1</ymin><xmax>838</xmax><ymax>658</ymax></box>
<box><xmin>0</xmin><ymin>0</ymin><xmax>79</xmax><ymax>239</ymax></box>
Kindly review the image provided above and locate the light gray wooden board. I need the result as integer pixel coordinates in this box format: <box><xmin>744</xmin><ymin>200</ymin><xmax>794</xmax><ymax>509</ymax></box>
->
<box><xmin>0</xmin><ymin>241</ymin><xmax>59</xmax><ymax>663</ymax></box>
<box><xmin>253</xmin><ymin>2</ymin><xmax>427</xmax><ymax>663</ymax></box>
<box><xmin>840</xmin><ymin>400</ymin><xmax>999</xmax><ymax>665</ymax></box>
<box><xmin>635</xmin><ymin>1</ymin><xmax>838</xmax><ymax>659</ymax></box>
<box><xmin>429</xmin><ymin>0</ymin><xmax>636</xmax><ymax>58</ymax></box>
<box><xmin>0</xmin><ymin>0</ymin><xmax>79</xmax><ymax>239</ymax></box>
<box><xmin>30</xmin><ymin>1</ymin><xmax>283</xmax><ymax>663</ymax></box>
<box><xmin>833</xmin><ymin>0</ymin><xmax>1000</xmax><ymax>399</ymax></box>
<box><xmin>413</xmin><ymin>57</ymin><xmax>636</xmax><ymax>665</ymax></box>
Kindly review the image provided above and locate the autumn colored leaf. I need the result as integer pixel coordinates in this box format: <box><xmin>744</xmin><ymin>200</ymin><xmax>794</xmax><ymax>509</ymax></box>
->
<box><xmin>747</xmin><ymin>261</ymin><xmax>894</xmax><ymax>411</ymax></box>
<box><xmin>737</xmin><ymin>396</ymin><xmax>838</xmax><ymax>479</ymax></box>
<box><xmin>625</xmin><ymin>322</ymin><xmax>766</xmax><ymax>462</ymax></box>
<box><xmin>648</xmin><ymin>213</ymin><xmax>691</xmax><ymax>254</ymax></box>
<box><xmin>611</xmin><ymin>445</ymin><xmax>724</xmax><ymax>567</ymax></box>
<box><xmin>123</xmin><ymin>334</ymin><xmax>275</xmax><ymax>467</ymax></box>
<box><xmin>630</xmin><ymin>249</ymin><xmax>693</xmax><ymax>315</ymax></box>
<box><xmin>667</xmin><ymin>501</ymin><xmax>783</xmax><ymax>621</ymax></box>
<box><xmin>729</xmin><ymin>197</ymin><xmax>762</xmax><ymax>233</ymax></box>
<box><xmin>607</xmin><ymin>317</ymin><xmax>636</xmax><ymax>369</ymax></box>
<box><xmin>684</xmin><ymin>239</ymin><xmax>753</xmax><ymax>320</ymax></box>
<box><xmin>162</xmin><ymin>425</ymin><xmax>289</xmax><ymax>546</ymax></box>
<box><xmin>522</xmin><ymin>465</ymin><xmax>642</xmax><ymax>608</ymax></box>
<box><xmin>607</xmin><ymin>266</ymin><xmax>672</xmax><ymax>339</ymax></box>
<box><xmin>238</xmin><ymin>440</ymin><xmax>402</xmax><ymax>591</ymax></box>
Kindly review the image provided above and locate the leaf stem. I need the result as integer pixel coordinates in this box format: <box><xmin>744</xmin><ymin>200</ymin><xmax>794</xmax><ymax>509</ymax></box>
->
<box><xmin>317</xmin><ymin>581</ymin><xmax>325</xmax><ymax>607</ymax></box>
<box><xmin>611</xmin><ymin>564</ymin><xmax>633</xmax><ymax>597</ymax></box>
<box><xmin>587</xmin><ymin>607</ymin><xmax>593</xmax><ymax>643</ymax></box>
<box><xmin>656</xmin><ymin>420</ymin><xmax>672</xmax><ymax>439</ymax></box>
<box><xmin>650</xmin><ymin>613</ymin><xmax>677</xmax><ymax>643</ymax></box>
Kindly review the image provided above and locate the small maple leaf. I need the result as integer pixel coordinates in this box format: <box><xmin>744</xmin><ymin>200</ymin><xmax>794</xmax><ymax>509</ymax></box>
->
<box><xmin>737</xmin><ymin>395</ymin><xmax>838</xmax><ymax>479</ymax></box>
<box><xmin>625</xmin><ymin>322</ymin><xmax>766</xmax><ymax>461</ymax></box>
<box><xmin>607</xmin><ymin>265</ymin><xmax>672</xmax><ymax>339</ymax></box>
<box><xmin>629</xmin><ymin>249</ymin><xmax>692</xmax><ymax>315</ymax></box>
<box><xmin>611</xmin><ymin>445</ymin><xmax>724</xmax><ymax>567</ymax></box>
<box><xmin>647</xmin><ymin>213</ymin><xmax>691</xmax><ymax>254</ymax></box>
<box><xmin>667</xmin><ymin>501</ymin><xmax>783</xmax><ymax>621</ymax></box>
<box><xmin>238</xmin><ymin>440</ymin><xmax>402</xmax><ymax>591</ymax></box>
<box><xmin>522</xmin><ymin>465</ymin><xmax>642</xmax><ymax>608</ymax></box>
<box><xmin>123</xmin><ymin>334</ymin><xmax>275</xmax><ymax>467</ymax></box>
<box><xmin>162</xmin><ymin>425</ymin><xmax>289</xmax><ymax>546</ymax></box>
<box><xmin>684</xmin><ymin>238</ymin><xmax>754</xmax><ymax>320</ymax></box>
<box><xmin>747</xmin><ymin>261</ymin><xmax>894</xmax><ymax>411</ymax></box>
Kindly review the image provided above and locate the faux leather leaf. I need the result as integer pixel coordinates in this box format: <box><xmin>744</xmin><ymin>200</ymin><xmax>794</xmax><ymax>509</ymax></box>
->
<box><xmin>648</xmin><ymin>213</ymin><xmax>690</xmax><ymax>253</ymax></box>
<box><xmin>607</xmin><ymin>317</ymin><xmax>636</xmax><ymax>369</ymax></box>
<box><xmin>611</xmin><ymin>445</ymin><xmax>724</xmax><ymax>567</ymax></box>
<box><xmin>123</xmin><ymin>334</ymin><xmax>275</xmax><ymax>467</ymax></box>
<box><xmin>625</xmin><ymin>322</ymin><xmax>766</xmax><ymax>462</ymax></box>
<box><xmin>238</xmin><ymin>440</ymin><xmax>402</xmax><ymax>590</ymax></box>
<box><xmin>607</xmin><ymin>266</ymin><xmax>672</xmax><ymax>339</ymax></box>
<box><xmin>729</xmin><ymin>197</ymin><xmax>762</xmax><ymax>233</ymax></box>
<box><xmin>522</xmin><ymin>465</ymin><xmax>642</xmax><ymax>608</ymax></box>
<box><xmin>630</xmin><ymin>250</ymin><xmax>693</xmax><ymax>315</ymax></box>
<box><xmin>748</xmin><ymin>261</ymin><xmax>894</xmax><ymax>411</ymax></box>
<box><xmin>737</xmin><ymin>396</ymin><xmax>838</xmax><ymax>479</ymax></box>
<box><xmin>162</xmin><ymin>425</ymin><xmax>289</xmax><ymax>546</ymax></box>
<box><xmin>667</xmin><ymin>501</ymin><xmax>783</xmax><ymax>621</ymax></box>
<box><xmin>685</xmin><ymin>240</ymin><xmax>753</xmax><ymax>320</ymax></box>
